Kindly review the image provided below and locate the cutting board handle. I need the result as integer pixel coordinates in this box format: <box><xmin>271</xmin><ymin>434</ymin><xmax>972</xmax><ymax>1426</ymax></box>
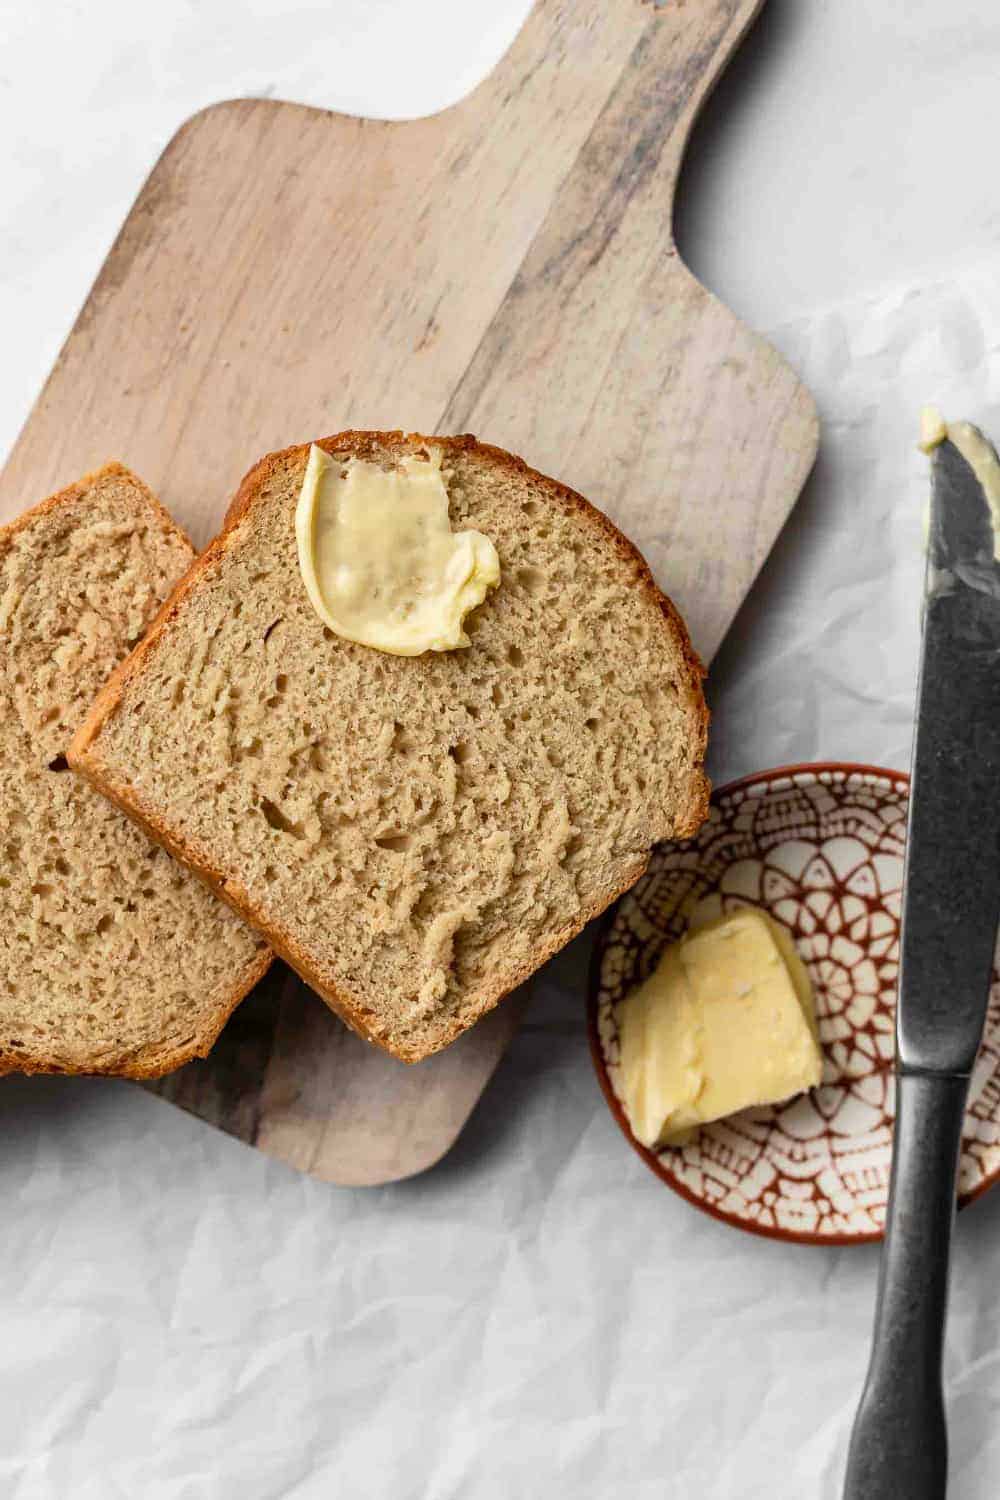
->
<box><xmin>475</xmin><ymin>0</ymin><xmax>767</xmax><ymax>230</ymax></box>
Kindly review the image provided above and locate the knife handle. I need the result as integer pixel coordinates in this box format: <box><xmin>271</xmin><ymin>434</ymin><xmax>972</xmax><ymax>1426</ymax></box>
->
<box><xmin>842</xmin><ymin>1070</ymin><xmax>969</xmax><ymax>1500</ymax></box>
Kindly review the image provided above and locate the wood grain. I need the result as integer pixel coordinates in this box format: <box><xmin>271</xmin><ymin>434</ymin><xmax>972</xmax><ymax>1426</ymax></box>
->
<box><xmin>0</xmin><ymin>0</ymin><xmax>817</xmax><ymax>1184</ymax></box>
<box><xmin>151</xmin><ymin>965</ymin><xmax>524</xmax><ymax>1186</ymax></box>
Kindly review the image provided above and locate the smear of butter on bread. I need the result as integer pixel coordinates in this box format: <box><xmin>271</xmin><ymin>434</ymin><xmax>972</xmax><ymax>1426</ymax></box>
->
<box><xmin>295</xmin><ymin>444</ymin><xmax>500</xmax><ymax>656</ymax></box>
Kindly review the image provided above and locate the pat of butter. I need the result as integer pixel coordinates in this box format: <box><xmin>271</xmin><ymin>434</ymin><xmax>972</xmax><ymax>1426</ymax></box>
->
<box><xmin>295</xmin><ymin>444</ymin><xmax>500</xmax><ymax>655</ymax></box>
<box><xmin>618</xmin><ymin>909</ymin><xmax>822</xmax><ymax>1148</ymax></box>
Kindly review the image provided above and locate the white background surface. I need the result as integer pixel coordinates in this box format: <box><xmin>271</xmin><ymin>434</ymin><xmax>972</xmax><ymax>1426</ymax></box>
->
<box><xmin>4</xmin><ymin>2</ymin><xmax>1000</xmax><ymax>1496</ymax></box>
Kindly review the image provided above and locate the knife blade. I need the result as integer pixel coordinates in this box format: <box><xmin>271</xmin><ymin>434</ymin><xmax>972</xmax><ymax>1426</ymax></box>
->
<box><xmin>900</xmin><ymin>427</ymin><xmax>1000</xmax><ymax>1073</ymax></box>
<box><xmin>843</xmin><ymin>419</ymin><xmax>1000</xmax><ymax>1500</ymax></box>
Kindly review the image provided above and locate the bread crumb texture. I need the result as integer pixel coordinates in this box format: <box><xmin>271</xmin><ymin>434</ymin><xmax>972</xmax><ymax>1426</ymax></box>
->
<box><xmin>0</xmin><ymin>466</ymin><xmax>268</xmax><ymax>1076</ymax></box>
<box><xmin>77</xmin><ymin>435</ymin><xmax>708</xmax><ymax>1060</ymax></box>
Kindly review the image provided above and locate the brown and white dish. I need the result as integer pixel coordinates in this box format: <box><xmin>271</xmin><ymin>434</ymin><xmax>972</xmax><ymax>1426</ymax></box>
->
<box><xmin>589</xmin><ymin>763</ymin><xmax>1000</xmax><ymax>1245</ymax></box>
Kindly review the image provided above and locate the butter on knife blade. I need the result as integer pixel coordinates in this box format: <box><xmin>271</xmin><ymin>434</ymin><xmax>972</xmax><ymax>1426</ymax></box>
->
<box><xmin>919</xmin><ymin>405</ymin><xmax>1000</xmax><ymax>559</ymax></box>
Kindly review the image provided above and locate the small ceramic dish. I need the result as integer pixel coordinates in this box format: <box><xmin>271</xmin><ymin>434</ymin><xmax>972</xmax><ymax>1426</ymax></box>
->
<box><xmin>589</xmin><ymin>763</ymin><xmax>1000</xmax><ymax>1245</ymax></box>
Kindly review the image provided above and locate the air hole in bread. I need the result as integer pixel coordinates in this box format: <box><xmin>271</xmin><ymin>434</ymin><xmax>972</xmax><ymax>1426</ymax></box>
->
<box><xmin>515</xmin><ymin>566</ymin><xmax>546</xmax><ymax>596</ymax></box>
<box><xmin>260</xmin><ymin>798</ymin><xmax>305</xmax><ymax>840</ymax></box>
<box><xmin>412</xmin><ymin>887</ymin><xmax>437</xmax><ymax>924</ymax></box>
<box><xmin>391</xmin><ymin>721</ymin><xmax>414</xmax><ymax>754</ymax></box>
<box><xmin>262</xmin><ymin>616</ymin><xmax>283</xmax><ymax>645</ymax></box>
<box><xmin>47</xmin><ymin>755</ymin><xmax>69</xmax><ymax>772</ymax></box>
<box><xmin>375</xmin><ymin>832</ymin><xmax>413</xmax><ymax>853</ymax></box>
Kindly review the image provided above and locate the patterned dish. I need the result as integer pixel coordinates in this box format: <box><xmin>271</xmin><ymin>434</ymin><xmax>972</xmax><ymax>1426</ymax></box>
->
<box><xmin>589</xmin><ymin>764</ymin><xmax>1000</xmax><ymax>1245</ymax></box>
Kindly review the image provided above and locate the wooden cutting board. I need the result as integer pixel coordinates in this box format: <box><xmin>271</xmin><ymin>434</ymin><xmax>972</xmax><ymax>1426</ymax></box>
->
<box><xmin>0</xmin><ymin>0</ymin><xmax>817</xmax><ymax>1186</ymax></box>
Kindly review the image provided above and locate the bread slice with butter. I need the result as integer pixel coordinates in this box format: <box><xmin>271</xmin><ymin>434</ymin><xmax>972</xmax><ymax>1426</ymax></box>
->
<box><xmin>70</xmin><ymin>433</ymin><xmax>709</xmax><ymax>1062</ymax></box>
<box><xmin>0</xmin><ymin>464</ymin><xmax>271</xmax><ymax>1076</ymax></box>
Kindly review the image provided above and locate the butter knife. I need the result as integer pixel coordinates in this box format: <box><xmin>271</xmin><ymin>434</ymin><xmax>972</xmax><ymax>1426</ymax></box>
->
<box><xmin>843</xmin><ymin>421</ymin><xmax>1000</xmax><ymax>1499</ymax></box>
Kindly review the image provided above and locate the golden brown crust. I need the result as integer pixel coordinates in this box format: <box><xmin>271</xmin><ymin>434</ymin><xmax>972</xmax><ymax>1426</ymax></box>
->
<box><xmin>0</xmin><ymin>940</ymin><xmax>272</xmax><ymax>1080</ymax></box>
<box><xmin>1</xmin><ymin>461</ymin><xmax>272</xmax><ymax>1080</ymax></box>
<box><xmin>71</xmin><ymin>432</ymin><xmax>710</xmax><ymax>1062</ymax></box>
<box><xmin>0</xmin><ymin>460</ymin><xmax>197</xmax><ymax>556</ymax></box>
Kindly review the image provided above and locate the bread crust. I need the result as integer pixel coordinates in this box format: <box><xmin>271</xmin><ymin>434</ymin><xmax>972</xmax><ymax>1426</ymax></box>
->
<box><xmin>70</xmin><ymin>434</ymin><xmax>710</xmax><ymax>1061</ymax></box>
<box><xmin>0</xmin><ymin>460</ymin><xmax>195</xmax><ymax>555</ymax></box>
<box><xmin>0</xmin><ymin>939</ymin><xmax>273</xmax><ymax>1079</ymax></box>
<box><xmin>1</xmin><ymin>462</ymin><xmax>272</xmax><ymax>1079</ymax></box>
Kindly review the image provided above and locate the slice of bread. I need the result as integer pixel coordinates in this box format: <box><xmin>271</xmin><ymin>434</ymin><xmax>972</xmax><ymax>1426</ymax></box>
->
<box><xmin>71</xmin><ymin>434</ymin><xmax>709</xmax><ymax>1061</ymax></box>
<box><xmin>0</xmin><ymin>464</ymin><xmax>271</xmax><ymax>1077</ymax></box>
